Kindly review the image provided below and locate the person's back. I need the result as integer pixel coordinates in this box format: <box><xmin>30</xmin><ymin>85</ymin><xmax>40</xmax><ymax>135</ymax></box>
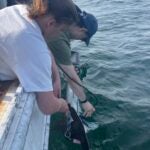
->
<box><xmin>0</xmin><ymin>5</ymin><xmax>29</xmax><ymax>80</ymax></box>
<box><xmin>0</xmin><ymin>0</ymin><xmax>79</xmax><ymax>116</ymax></box>
<box><xmin>0</xmin><ymin>5</ymin><xmax>48</xmax><ymax>84</ymax></box>
<box><xmin>49</xmin><ymin>31</ymin><xmax>72</xmax><ymax>65</ymax></box>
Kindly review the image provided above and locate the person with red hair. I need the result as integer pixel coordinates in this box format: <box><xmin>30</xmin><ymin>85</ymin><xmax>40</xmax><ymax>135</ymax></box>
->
<box><xmin>0</xmin><ymin>0</ymin><xmax>78</xmax><ymax>115</ymax></box>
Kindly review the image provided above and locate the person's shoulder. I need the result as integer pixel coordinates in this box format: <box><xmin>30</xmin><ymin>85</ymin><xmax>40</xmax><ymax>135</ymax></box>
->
<box><xmin>49</xmin><ymin>31</ymin><xmax>70</xmax><ymax>43</ymax></box>
<box><xmin>1</xmin><ymin>4</ymin><xmax>27</xmax><ymax>13</ymax></box>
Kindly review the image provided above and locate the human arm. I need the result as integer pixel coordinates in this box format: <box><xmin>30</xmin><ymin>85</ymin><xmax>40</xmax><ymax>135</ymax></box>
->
<box><xmin>47</xmin><ymin>32</ymin><xmax>95</xmax><ymax>116</ymax></box>
<box><xmin>60</xmin><ymin>64</ymin><xmax>95</xmax><ymax>117</ymax></box>
<box><xmin>51</xmin><ymin>53</ymin><xmax>61</xmax><ymax>98</ymax></box>
<box><xmin>12</xmin><ymin>32</ymin><xmax>69</xmax><ymax>115</ymax></box>
<box><xmin>36</xmin><ymin>91</ymin><xmax>68</xmax><ymax>115</ymax></box>
<box><xmin>33</xmin><ymin>54</ymin><xmax>68</xmax><ymax>115</ymax></box>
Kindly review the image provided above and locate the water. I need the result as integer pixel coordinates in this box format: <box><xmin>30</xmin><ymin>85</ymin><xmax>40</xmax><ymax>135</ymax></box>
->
<box><xmin>50</xmin><ymin>0</ymin><xmax>150</xmax><ymax>149</ymax></box>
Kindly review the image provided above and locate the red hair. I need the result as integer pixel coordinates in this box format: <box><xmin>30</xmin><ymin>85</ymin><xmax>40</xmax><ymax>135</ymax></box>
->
<box><xmin>28</xmin><ymin>0</ymin><xmax>78</xmax><ymax>24</ymax></box>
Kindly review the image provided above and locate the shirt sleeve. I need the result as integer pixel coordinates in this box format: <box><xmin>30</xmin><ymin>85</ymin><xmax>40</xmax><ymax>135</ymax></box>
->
<box><xmin>48</xmin><ymin>33</ymin><xmax>72</xmax><ymax>65</ymax></box>
<box><xmin>13</xmin><ymin>33</ymin><xmax>53</xmax><ymax>92</ymax></box>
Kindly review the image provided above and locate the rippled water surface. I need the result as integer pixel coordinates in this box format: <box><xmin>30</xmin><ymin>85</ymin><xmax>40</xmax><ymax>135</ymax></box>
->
<box><xmin>50</xmin><ymin>0</ymin><xmax>150</xmax><ymax>149</ymax></box>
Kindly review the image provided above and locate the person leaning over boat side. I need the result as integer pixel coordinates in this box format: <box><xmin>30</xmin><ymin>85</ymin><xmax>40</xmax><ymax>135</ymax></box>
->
<box><xmin>47</xmin><ymin>6</ymin><xmax>98</xmax><ymax>117</ymax></box>
<box><xmin>0</xmin><ymin>0</ymin><xmax>79</xmax><ymax>115</ymax></box>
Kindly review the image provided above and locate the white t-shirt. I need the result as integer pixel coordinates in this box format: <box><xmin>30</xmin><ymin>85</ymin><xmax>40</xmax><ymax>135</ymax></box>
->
<box><xmin>0</xmin><ymin>5</ymin><xmax>53</xmax><ymax>92</ymax></box>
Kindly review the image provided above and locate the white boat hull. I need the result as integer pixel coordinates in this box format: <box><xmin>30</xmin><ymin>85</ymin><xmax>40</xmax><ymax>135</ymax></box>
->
<box><xmin>0</xmin><ymin>84</ymin><xmax>50</xmax><ymax>150</ymax></box>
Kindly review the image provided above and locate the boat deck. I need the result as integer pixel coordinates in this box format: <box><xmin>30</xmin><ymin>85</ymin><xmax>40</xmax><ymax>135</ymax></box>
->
<box><xmin>0</xmin><ymin>101</ymin><xmax>8</xmax><ymax>122</ymax></box>
<box><xmin>0</xmin><ymin>81</ymin><xmax>18</xmax><ymax>124</ymax></box>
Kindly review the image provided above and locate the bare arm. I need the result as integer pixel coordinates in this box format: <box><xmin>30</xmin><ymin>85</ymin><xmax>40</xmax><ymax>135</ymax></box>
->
<box><xmin>35</xmin><ymin>54</ymin><xmax>67</xmax><ymax>115</ymax></box>
<box><xmin>51</xmin><ymin>53</ymin><xmax>61</xmax><ymax>97</ymax></box>
<box><xmin>36</xmin><ymin>91</ymin><xmax>68</xmax><ymax>115</ymax></box>
<box><xmin>60</xmin><ymin>64</ymin><xmax>95</xmax><ymax>117</ymax></box>
<box><xmin>60</xmin><ymin>64</ymin><xmax>86</xmax><ymax>100</ymax></box>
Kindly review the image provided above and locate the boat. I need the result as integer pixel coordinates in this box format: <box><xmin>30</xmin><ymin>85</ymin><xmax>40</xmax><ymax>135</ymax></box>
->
<box><xmin>0</xmin><ymin>52</ymin><xmax>82</xmax><ymax>150</ymax></box>
<box><xmin>0</xmin><ymin>81</ymin><xmax>50</xmax><ymax>150</ymax></box>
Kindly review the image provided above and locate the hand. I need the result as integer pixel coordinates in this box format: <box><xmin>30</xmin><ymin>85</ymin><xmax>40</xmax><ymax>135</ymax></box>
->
<box><xmin>59</xmin><ymin>98</ymin><xmax>69</xmax><ymax>113</ymax></box>
<box><xmin>74</xmin><ymin>66</ymin><xmax>80</xmax><ymax>74</ymax></box>
<box><xmin>53</xmin><ymin>79</ymin><xmax>61</xmax><ymax>98</ymax></box>
<box><xmin>81</xmin><ymin>101</ymin><xmax>95</xmax><ymax>117</ymax></box>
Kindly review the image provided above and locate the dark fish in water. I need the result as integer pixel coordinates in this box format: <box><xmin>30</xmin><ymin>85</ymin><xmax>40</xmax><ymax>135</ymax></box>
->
<box><xmin>65</xmin><ymin>104</ymin><xmax>90</xmax><ymax>150</ymax></box>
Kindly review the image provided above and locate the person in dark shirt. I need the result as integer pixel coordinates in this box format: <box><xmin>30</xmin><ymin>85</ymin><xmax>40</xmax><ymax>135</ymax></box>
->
<box><xmin>48</xmin><ymin>6</ymin><xmax>98</xmax><ymax>117</ymax></box>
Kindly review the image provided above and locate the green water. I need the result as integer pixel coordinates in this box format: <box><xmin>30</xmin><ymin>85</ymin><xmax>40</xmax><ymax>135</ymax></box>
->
<box><xmin>49</xmin><ymin>0</ymin><xmax>150</xmax><ymax>149</ymax></box>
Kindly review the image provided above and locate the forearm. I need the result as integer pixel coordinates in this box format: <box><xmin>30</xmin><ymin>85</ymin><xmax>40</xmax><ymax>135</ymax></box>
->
<box><xmin>36</xmin><ymin>91</ymin><xmax>68</xmax><ymax>115</ymax></box>
<box><xmin>60</xmin><ymin>64</ymin><xmax>86</xmax><ymax>101</ymax></box>
<box><xmin>51</xmin><ymin>53</ymin><xmax>60</xmax><ymax>82</ymax></box>
<box><xmin>68</xmin><ymin>72</ymin><xmax>86</xmax><ymax>101</ymax></box>
<box><xmin>59</xmin><ymin>64</ymin><xmax>95</xmax><ymax>117</ymax></box>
